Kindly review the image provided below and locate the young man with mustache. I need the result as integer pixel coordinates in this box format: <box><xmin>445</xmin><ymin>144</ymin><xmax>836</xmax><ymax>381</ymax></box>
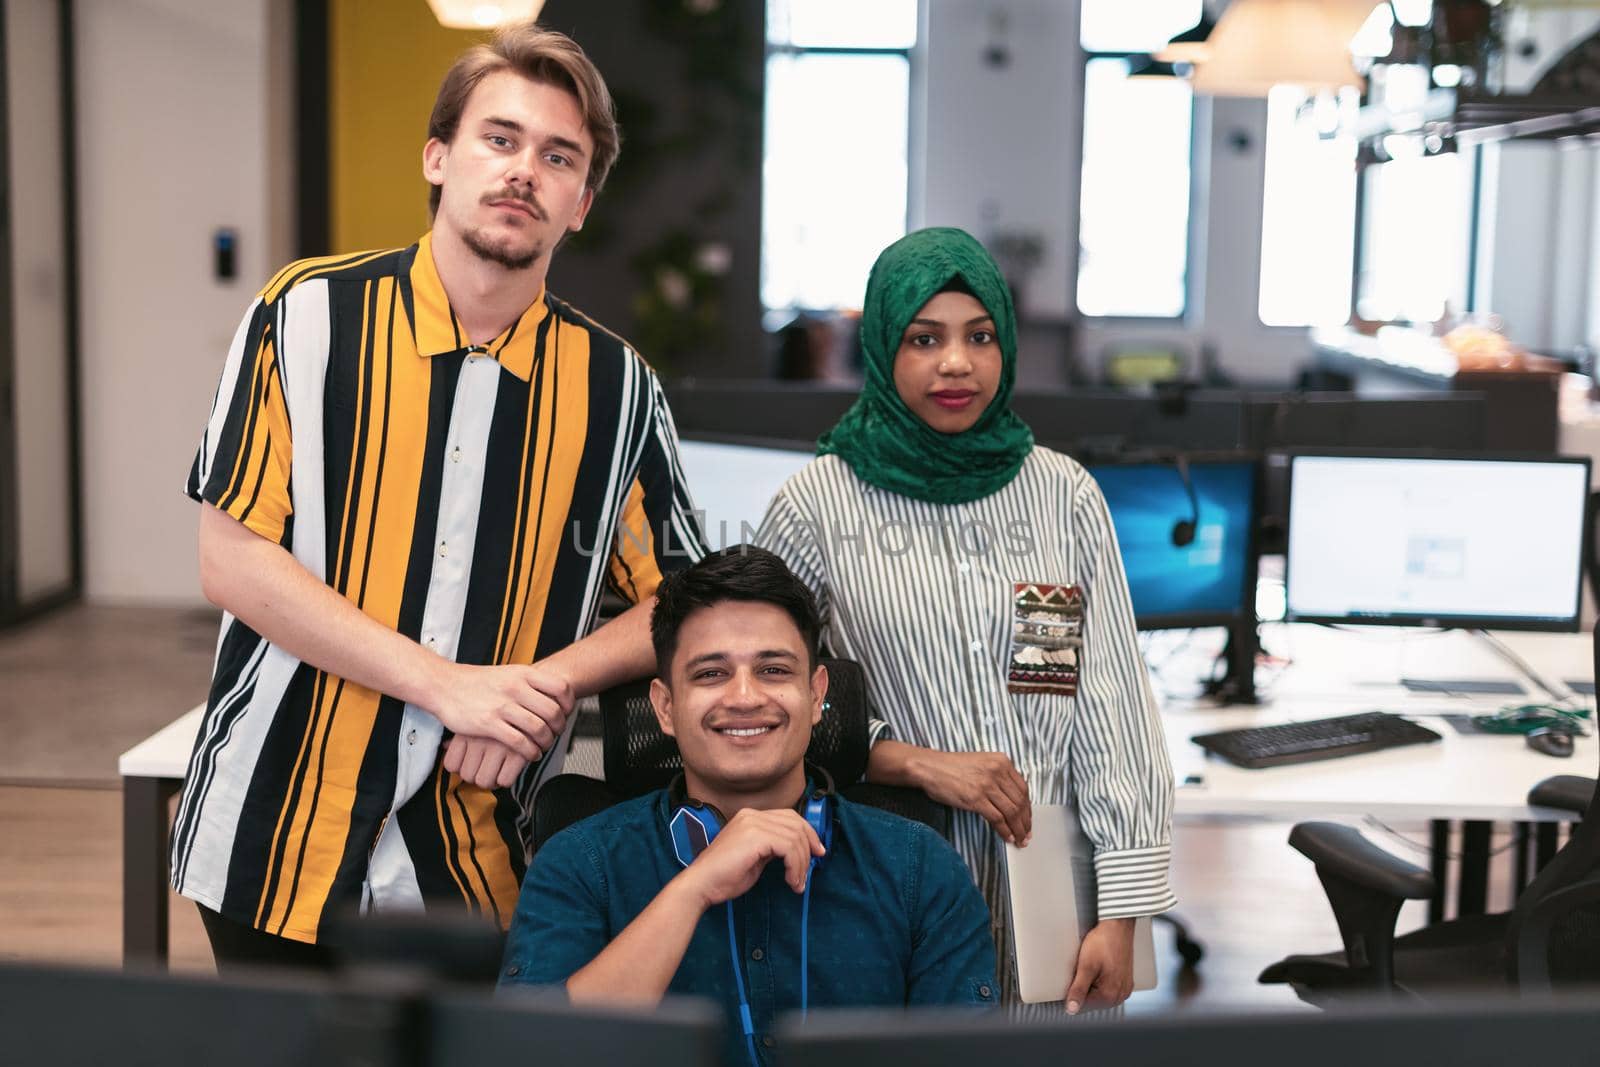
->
<box><xmin>177</xmin><ymin>24</ymin><xmax>704</xmax><ymax>967</ymax></box>
<box><xmin>500</xmin><ymin>547</ymin><xmax>996</xmax><ymax>1066</ymax></box>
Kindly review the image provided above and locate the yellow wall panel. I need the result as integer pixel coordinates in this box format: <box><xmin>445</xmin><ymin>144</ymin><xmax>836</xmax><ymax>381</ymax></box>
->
<box><xmin>330</xmin><ymin>1</ymin><xmax>486</xmax><ymax>252</ymax></box>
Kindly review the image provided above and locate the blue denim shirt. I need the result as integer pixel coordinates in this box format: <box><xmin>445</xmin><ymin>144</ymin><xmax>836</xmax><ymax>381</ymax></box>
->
<box><xmin>500</xmin><ymin>790</ymin><xmax>997</xmax><ymax>1066</ymax></box>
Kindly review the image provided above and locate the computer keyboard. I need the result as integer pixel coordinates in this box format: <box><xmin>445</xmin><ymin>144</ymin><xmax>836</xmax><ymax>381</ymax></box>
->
<box><xmin>1191</xmin><ymin>711</ymin><xmax>1442</xmax><ymax>769</ymax></box>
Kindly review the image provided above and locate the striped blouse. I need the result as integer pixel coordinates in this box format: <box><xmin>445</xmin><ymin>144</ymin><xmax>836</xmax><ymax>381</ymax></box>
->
<box><xmin>756</xmin><ymin>448</ymin><xmax>1176</xmax><ymax>997</ymax></box>
<box><xmin>175</xmin><ymin>234</ymin><xmax>704</xmax><ymax>944</ymax></box>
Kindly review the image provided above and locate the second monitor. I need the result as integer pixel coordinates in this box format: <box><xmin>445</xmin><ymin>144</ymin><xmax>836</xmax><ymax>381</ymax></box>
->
<box><xmin>1085</xmin><ymin>455</ymin><xmax>1260</xmax><ymax>631</ymax></box>
<box><xmin>1285</xmin><ymin>452</ymin><xmax>1591</xmax><ymax>632</ymax></box>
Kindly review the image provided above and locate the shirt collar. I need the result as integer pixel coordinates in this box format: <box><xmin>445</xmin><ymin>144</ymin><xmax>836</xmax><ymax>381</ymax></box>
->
<box><xmin>408</xmin><ymin>230</ymin><xmax>548</xmax><ymax>382</ymax></box>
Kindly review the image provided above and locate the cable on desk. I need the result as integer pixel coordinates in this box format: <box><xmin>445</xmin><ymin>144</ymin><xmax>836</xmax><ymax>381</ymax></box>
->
<box><xmin>1470</xmin><ymin>703</ymin><xmax>1591</xmax><ymax>736</ymax></box>
<box><xmin>1360</xmin><ymin>816</ymin><xmax>1524</xmax><ymax>862</ymax></box>
<box><xmin>1319</xmin><ymin>623</ymin><xmax>1451</xmax><ymax>640</ymax></box>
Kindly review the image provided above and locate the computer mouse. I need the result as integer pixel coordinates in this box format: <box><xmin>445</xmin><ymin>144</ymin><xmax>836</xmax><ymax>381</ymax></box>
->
<box><xmin>1526</xmin><ymin>728</ymin><xmax>1575</xmax><ymax>758</ymax></box>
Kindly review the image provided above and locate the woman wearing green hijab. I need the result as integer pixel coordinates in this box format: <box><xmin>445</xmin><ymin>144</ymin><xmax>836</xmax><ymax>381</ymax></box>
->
<box><xmin>757</xmin><ymin>228</ymin><xmax>1174</xmax><ymax>1013</ymax></box>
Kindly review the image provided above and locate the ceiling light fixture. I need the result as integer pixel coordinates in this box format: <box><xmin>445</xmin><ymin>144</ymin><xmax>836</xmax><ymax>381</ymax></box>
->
<box><xmin>1157</xmin><ymin>8</ymin><xmax>1217</xmax><ymax>65</ymax></box>
<box><xmin>426</xmin><ymin>0</ymin><xmax>546</xmax><ymax>30</ymax></box>
<box><xmin>1191</xmin><ymin>0</ymin><xmax>1379</xmax><ymax>98</ymax></box>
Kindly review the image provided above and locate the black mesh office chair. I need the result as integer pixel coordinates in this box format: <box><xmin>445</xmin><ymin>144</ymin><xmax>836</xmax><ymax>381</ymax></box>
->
<box><xmin>532</xmin><ymin>657</ymin><xmax>952</xmax><ymax>855</ymax></box>
<box><xmin>1259</xmin><ymin>634</ymin><xmax>1600</xmax><ymax>1003</ymax></box>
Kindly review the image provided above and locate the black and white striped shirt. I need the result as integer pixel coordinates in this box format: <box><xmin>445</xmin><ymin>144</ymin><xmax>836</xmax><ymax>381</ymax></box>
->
<box><xmin>176</xmin><ymin>234</ymin><xmax>704</xmax><ymax>944</ymax></box>
<box><xmin>757</xmin><ymin>448</ymin><xmax>1176</xmax><ymax>994</ymax></box>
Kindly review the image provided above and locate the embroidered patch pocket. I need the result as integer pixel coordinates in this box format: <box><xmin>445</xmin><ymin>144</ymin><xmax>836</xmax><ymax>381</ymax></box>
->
<box><xmin>1006</xmin><ymin>582</ymin><xmax>1083</xmax><ymax>696</ymax></box>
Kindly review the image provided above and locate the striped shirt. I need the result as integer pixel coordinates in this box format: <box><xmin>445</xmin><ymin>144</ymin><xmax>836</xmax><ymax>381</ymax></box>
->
<box><xmin>756</xmin><ymin>448</ymin><xmax>1176</xmax><ymax>1003</ymax></box>
<box><xmin>175</xmin><ymin>233</ymin><xmax>705</xmax><ymax>944</ymax></box>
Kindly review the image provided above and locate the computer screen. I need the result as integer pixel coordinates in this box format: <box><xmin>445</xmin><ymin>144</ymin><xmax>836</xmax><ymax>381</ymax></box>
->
<box><xmin>1285</xmin><ymin>453</ymin><xmax>1591</xmax><ymax>631</ymax></box>
<box><xmin>779</xmin><ymin>996</ymin><xmax>1600</xmax><ymax>1067</ymax></box>
<box><xmin>677</xmin><ymin>437</ymin><xmax>815</xmax><ymax>551</ymax></box>
<box><xmin>1085</xmin><ymin>457</ymin><xmax>1259</xmax><ymax>630</ymax></box>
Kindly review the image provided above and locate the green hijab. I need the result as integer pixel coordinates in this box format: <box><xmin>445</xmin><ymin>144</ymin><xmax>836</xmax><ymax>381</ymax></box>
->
<box><xmin>818</xmin><ymin>227</ymin><xmax>1034</xmax><ymax>505</ymax></box>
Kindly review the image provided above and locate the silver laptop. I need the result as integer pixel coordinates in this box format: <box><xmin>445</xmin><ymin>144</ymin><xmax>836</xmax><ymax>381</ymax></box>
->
<box><xmin>1004</xmin><ymin>803</ymin><xmax>1158</xmax><ymax>1004</ymax></box>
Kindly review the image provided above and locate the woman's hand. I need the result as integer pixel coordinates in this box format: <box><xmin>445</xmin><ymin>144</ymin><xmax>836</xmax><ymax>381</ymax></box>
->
<box><xmin>1065</xmin><ymin>917</ymin><xmax>1137</xmax><ymax>1013</ymax></box>
<box><xmin>870</xmin><ymin>741</ymin><xmax>1032</xmax><ymax>845</ymax></box>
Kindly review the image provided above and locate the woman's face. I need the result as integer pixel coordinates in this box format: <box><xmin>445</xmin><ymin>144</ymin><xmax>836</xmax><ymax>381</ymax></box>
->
<box><xmin>891</xmin><ymin>291</ymin><xmax>1002</xmax><ymax>434</ymax></box>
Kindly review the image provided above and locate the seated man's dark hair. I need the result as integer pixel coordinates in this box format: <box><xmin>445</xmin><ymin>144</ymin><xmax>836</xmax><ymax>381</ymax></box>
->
<box><xmin>650</xmin><ymin>546</ymin><xmax>822</xmax><ymax>678</ymax></box>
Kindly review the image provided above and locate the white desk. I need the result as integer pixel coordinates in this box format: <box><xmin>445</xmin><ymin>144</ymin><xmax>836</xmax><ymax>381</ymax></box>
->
<box><xmin>1161</xmin><ymin>624</ymin><xmax>1594</xmax><ymax>922</ymax></box>
<box><xmin>118</xmin><ymin>627</ymin><xmax>1595</xmax><ymax>965</ymax></box>
<box><xmin>1165</xmin><ymin>625</ymin><xmax>1594</xmax><ymax>822</ymax></box>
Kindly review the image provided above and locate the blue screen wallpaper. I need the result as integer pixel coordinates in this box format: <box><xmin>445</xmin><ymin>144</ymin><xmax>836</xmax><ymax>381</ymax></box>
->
<box><xmin>1085</xmin><ymin>461</ymin><xmax>1255</xmax><ymax>626</ymax></box>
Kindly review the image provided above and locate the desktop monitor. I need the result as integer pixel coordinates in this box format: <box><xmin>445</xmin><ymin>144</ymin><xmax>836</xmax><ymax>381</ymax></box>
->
<box><xmin>779</xmin><ymin>996</ymin><xmax>1600</xmax><ymax>1067</ymax></box>
<box><xmin>1284</xmin><ymin>452</ymin><xmax>1591</xmax><ymax>632</ymax></box>
<box><xmin>1084</xmin><ymin>455</ymin><xmax>1260</xmax><ymax>631</ymax></box>
<box><xmin>677</xmin><ymin>436</ymin><xmax>815</xmax><ymax>550</ymax></box>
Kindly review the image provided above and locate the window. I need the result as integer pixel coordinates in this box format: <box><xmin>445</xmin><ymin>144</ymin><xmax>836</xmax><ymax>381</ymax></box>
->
<box><xmin>761</xmin><ymin>0</ymin><xmax>916</xmax><ymax>313</ymax></box>
<box><xmin>1258</xmin><ymin>87</ymin><xmax>1359</xmax><ymax>327</ymax></box>
<box><xmin>1356</xmin><ymin>152</ymin><xmax>1470</xmax><ymax>324</ymax></box>
<box><xmin>1076</xmin><ymin>0</ymin><xmax>1199</xmax><ymax>319</ymax></box>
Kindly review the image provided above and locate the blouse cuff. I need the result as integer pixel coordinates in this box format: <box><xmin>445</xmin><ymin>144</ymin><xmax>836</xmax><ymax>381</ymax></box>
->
<box><xmin>1093</xmin><ymin>843</ymin><xmax>1177</xmax><ymax>920</ymax></box>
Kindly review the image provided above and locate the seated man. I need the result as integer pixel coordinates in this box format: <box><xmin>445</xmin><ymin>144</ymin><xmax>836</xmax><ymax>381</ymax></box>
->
<box><xmin>500</xmin><ymin>546</ymin><xmax>996</xmax><ymax>1063</ymax></box>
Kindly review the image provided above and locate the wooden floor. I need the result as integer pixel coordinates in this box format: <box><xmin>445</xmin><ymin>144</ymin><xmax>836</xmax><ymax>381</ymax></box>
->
<box><xmin>0</xmin><ymin>606</ymin><xmax>1527</xmax><ymax>1010</ymax></box>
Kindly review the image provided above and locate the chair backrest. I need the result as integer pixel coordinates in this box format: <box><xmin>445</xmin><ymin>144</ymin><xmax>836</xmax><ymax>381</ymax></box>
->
<box><xmin>599</xmin><ymin>656</ymin><xmax>870</xmax><ymax>796</ymax></box>
<box><xmin>531</xmin><ymin>657</ymin><xmax>951</xmax><ymax>853</ymax></box>
<box><xmin>1504</xmin><ymin>627</ymin><xmax>1600</xmax><ymax>988</ymax></box>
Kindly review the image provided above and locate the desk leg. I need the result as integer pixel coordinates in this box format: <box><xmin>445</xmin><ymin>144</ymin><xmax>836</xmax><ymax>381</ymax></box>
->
<box><xmin>1428</xmin><ymin>821</ymin><xmax>1448</xmax><ymax>924</ymax></box>
<box><xmin>1513</xmin><ymin>822</ymin><xmax>1532</xmax><ymax>891</ymax></box>
<box><xmin>1536</xmin><ymin>823</ymin><xmax>1560</xmax><ymax>869</ymax></box>
<box><xmin>1456</xmin><ymin>821</ymin><xmax>1492</xmax><ymax>916</ymax></box>
<box><xmin>123</xmin><ymin>775</ymin><xmax>179</xmax><ymax>968</ymax></box>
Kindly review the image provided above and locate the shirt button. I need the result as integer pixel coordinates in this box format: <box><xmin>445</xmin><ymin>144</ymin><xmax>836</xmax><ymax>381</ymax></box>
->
<box><xmin>406</xmin><ymin>729</ymin><xmax>417</xmax><ymax>745</ymax></box>
<box><xmin>506</xmin><ymin>965</ymin><xmax>521</xmax><ymax>977</ymax></box>
<box><xmin>969</xmin><ymin>640</ymin><xmax>984</xmax><ymax>654</ymax></box>
<box><xmin>450</xmin><ymin>447</ymin><xmax>462</xmax><ymax>464</ymax></box>
<box><xmin>957</xmin><ymin>561</ymin><xmax>971</xmax><ymax>574</ymax></box>
<box><xmin>438</xmin><ymin>542</ymin><xmax>448</xmax><ymax>558</ymax></box>
<box><xmin>979</xmin><ymin>984</ymin><xmax>992</xmax><ymax>999</ymax></box>
<box><xmin>761</xmin><ymin>1036</ymin><xmax>776</xmax><ymax>1049</ymax></box>
<box><xmin>750</xmin><ymin>947</ymin><xmax>764</xmax><ymax>961</ymax></box>
<box><xmin>425</xmin><ymin>636</ymin><xmax>437</xmax><ymax>648</ymax></box>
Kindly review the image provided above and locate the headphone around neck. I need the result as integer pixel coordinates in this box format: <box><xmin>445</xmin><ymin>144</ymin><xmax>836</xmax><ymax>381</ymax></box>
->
<box><xmin>665</xmin><ymin>765</ymin><xmax>835</xmax><ymax>1066</ymax></box>
<box><xmin>666</xmin><ymin>765</ymin><xmax>835</xmax><ymax>868</ymax></box>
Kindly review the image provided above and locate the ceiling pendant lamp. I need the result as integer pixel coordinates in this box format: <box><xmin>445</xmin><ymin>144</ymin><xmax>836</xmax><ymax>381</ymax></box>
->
<box><xmin>1128</xmin><ymin>55</ymin><xmax>1188</xmax><ymax>79</ymax></box>
<box><xmin>1157</xmin><ymin>8</ymin><xmax>1217</xmax><ymax>65</ymax></box>
<box><xmin>1191</xmin><ymin>0</ymin><xmax>1379</xmax><ymax>98</ymax></box>
<box><xmin>426</xmin><ymin>0</ymin><xmax>547</xmax><ymax>30</ymax></box>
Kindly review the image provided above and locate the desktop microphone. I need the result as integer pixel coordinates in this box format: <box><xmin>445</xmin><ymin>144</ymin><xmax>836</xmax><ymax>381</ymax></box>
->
<box><xmin>1171</xmin><ymin>454</ymin><xmax>1200</xmax><ymax>548</ymax></box>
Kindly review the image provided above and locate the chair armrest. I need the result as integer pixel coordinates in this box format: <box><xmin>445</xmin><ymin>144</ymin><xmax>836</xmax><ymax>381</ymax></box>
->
<box><xmin>1289</xmin><ymin>822</ymin><xmax>1436</xmax><ymax>901</ymax></box>
<box><xmin>1514</xmin><ymin>872</ymin><xmax>1600</xmax><ymax>992</ymax></box>
<box><xmin>1526</xmin><ymin>775</ymin><xmax>1593</xmax><ymax>816</ymax></box>
<box><xmin>1286</xmin><ymin>822</ymin><xmax>1432</xmax><ymax>989</ymax></box>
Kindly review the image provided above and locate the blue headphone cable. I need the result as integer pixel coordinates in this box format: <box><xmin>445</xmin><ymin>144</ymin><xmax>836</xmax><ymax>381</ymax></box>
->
<box><xmin>725</xmin><ymin>866</ymin><xmax>818</xmax><ymax>1066</ymax></box>
<box><xmin>725</xmin><ymin>900</ymin><xmax>759</xmax><ymax>1067</ymax></box>
<box><xmin>799</xmin><ymin>860</ymin><xmax>815</xmax><ymax>1016</ymax></box>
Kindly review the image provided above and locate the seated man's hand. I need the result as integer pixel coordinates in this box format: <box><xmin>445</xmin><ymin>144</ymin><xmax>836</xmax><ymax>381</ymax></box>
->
<box><xmin>1065</xmin><ymin>917</ymin><xmax>1136</xmax><ymax>1014</ymax></box>
<box><xmin>677</xmin><ymin>809</ymin><xmax>827</xmax><ymax>908</ymax></box>
<box><xmin>913</xmin><ymin>750</ymin><xmax>1032</xmax><ymax>846</ymax></box>
<box><xmin>443</xmin><ymin>735</ymin><xmax>531</xmax><ymax>789</ymax></box>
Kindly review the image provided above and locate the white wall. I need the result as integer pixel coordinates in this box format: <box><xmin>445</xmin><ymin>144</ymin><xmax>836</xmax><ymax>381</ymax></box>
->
<box><xmin>75</xmin><ymin>0</ymin><xmax>291</xmax><ymax>603</ymax></box>
<box><xmin>915</xmin><ymin>0</ymin><xmax>1078</xmax><ymax>322</ymax></box>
